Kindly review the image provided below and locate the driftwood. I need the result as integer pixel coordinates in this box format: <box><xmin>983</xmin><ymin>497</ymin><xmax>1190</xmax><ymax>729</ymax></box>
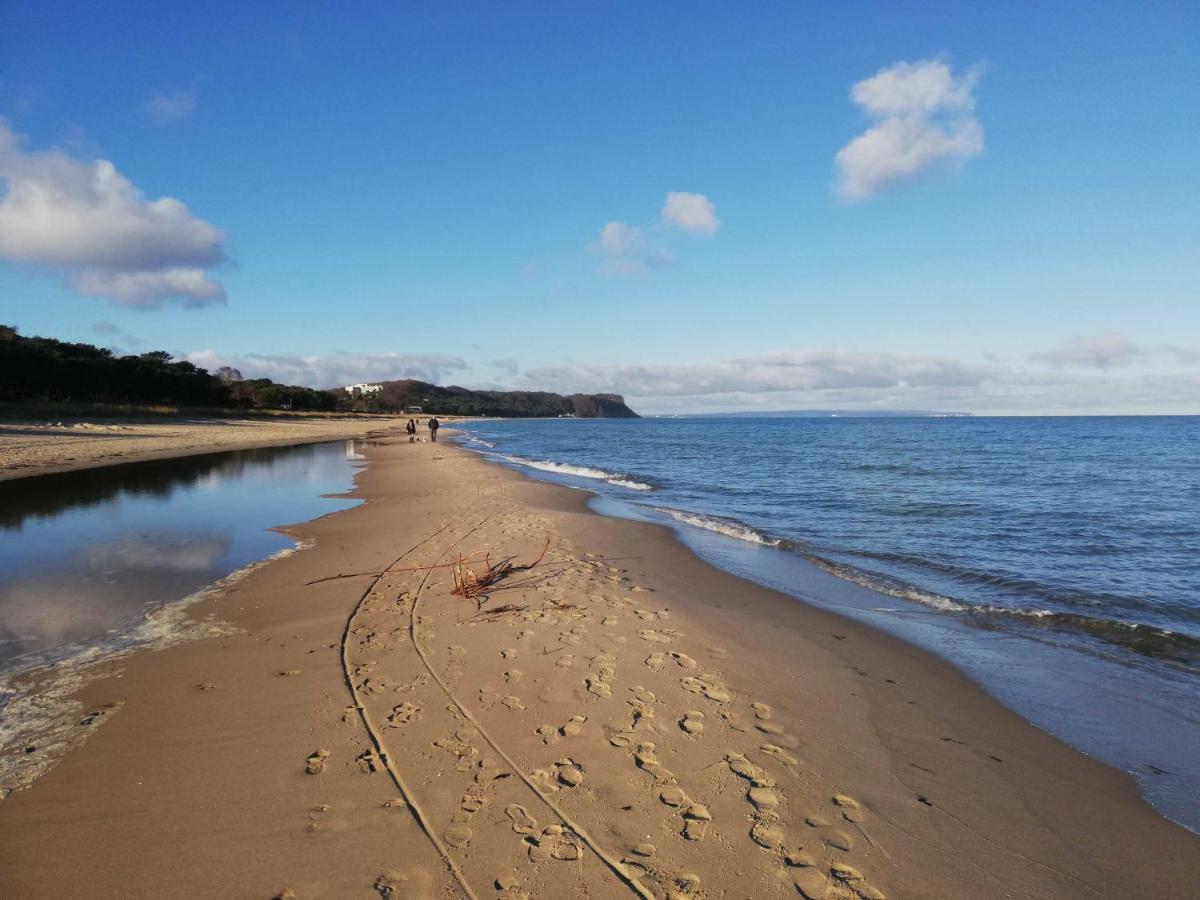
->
<box><xmin>451</xmin><ymin>538</ymin><xmax>550</xmax><ymax>607</ymax></box>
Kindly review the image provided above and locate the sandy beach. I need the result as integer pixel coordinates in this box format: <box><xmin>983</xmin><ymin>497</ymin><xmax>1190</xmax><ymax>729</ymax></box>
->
<box><xmin>0</xmin><ymin>414</ymin><xmax>408</xmax><ymax>481</ymax></box>
<box><xmin>0</xmin><ymin>433</ymin><xmax>1196</xmax><ymax>899</ymax></box>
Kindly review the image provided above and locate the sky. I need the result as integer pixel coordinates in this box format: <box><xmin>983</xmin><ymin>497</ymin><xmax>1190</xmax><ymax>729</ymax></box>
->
<box><xmin>1</xmin><ymin>1</ymin><xmax>1198</xmax><ymax>415</ymax></box>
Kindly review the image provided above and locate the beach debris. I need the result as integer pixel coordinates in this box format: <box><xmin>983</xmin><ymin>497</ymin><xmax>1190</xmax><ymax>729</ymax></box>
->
<box><xmin>451</xmin><ymin>538</ymin><xmax>550</xmax><ymax>606</ymax></box>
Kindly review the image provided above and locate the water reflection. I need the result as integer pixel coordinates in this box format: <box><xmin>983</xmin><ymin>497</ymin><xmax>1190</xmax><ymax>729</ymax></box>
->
<box><xmin>0</xmin><ymin>442</ymin><xmax>360</xmax><ymax>677</ymax></box>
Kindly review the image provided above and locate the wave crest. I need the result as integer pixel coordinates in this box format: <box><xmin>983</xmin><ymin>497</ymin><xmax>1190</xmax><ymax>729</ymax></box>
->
<box><xmin>657</xmin><ymin>508</ymin><xmax>782</xmax><ymax>547</ymax></box>
<box><xmin>503</xmin><ymin>456</ymin><xmax>653</xmax><ymax>491</ymax></box>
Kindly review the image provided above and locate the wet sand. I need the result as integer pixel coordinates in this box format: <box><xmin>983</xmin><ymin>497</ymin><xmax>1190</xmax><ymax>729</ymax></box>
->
<box><xmin>0</xmin><ymin>434</ymin><xmax>1196</xmax><ymax>898</ymax></box>
<box><xmin>0</xmin><ymin>414</ymin><xmax>408</xmax><ymax>481</ymax></box>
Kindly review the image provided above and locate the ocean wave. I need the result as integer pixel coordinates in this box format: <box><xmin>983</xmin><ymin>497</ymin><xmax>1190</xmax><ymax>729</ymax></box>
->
<box><xmin>808</xmin><ymin>556</ymin><xmax>1198</xmax><ymax>669</ymax></box>
<box><xmin>657</xmin><ymin>508</ymin><xmax>782</xmax><ymax>547</ymax></box>
<box><xmin>503</xmin><ymin>456</ymin><xmax>653</xmax><ymax>491</ymax></box>
<box><xmin>462</xmin><ymin>435</ymin><xmax>496</xmax><ymax>448</ymax></box>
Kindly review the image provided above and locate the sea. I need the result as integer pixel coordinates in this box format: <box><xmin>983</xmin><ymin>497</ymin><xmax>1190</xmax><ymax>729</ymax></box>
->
<box><xmin>453</xmin><ymin>416</ymin><xmax>1200</xmax><ymax>832</ymax></box>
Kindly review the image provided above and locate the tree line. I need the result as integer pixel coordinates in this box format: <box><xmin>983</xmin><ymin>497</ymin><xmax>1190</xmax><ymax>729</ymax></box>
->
<box><xmin>0</xmin><ymin>326</ymin><xmax>337</xmax><ymax>412</ymax></box>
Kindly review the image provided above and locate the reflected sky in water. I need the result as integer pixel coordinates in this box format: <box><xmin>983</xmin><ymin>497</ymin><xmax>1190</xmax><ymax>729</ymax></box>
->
<box><xmin>0</xmin><ymin>440</ymin><xmax>366</xmax><ymax>676</ymax></box>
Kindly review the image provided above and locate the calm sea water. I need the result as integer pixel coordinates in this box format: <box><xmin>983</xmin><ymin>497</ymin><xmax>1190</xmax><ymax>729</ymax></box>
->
<box><xmin>455</xmin><ymin>416</ymin><xmax>1200</xmax><ymax>830</ymax></box>
<box><xmin>0</xmin><ymin>440</ymin><xmax>365</xmax><ymax>679</ymax></box>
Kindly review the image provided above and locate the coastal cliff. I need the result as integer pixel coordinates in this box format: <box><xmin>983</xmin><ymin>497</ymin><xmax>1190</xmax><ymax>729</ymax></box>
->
<box><xmin>372</xmin><ymin>379</ymin><xmax>639</xmax><ymax>418</ymax></box>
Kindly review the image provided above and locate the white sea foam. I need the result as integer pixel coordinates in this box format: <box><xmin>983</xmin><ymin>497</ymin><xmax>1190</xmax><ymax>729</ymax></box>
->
<box><xmin>658</xmin><ymin>508</ymin><xmax>782</xmax><ymax>546</ymax></box>
<box><xmin>463</xmin><ymin>435</ymin><xmax>496</xmax><ymax>448</ymax></box>
<box><xmin>503</xmin><ymin>456</ymin><xmax>653</xmax><ymax>491</ymax></box>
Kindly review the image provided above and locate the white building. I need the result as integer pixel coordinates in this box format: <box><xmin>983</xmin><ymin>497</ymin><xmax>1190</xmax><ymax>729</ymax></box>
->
<box><xmin>344</xmin><ymin>383</ymin><xmax>383</xmax><ymax>396</ymax></box>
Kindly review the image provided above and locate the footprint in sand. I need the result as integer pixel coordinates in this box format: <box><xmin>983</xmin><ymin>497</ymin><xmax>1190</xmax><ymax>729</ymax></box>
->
<box><xmin>627</xmin><ymin>686</ymin><xmax>657</xmax><ymax>727</ymax></box>
<box><xmin>682</xmin><ymin>803</ymin><xmax>712</xmax><ymax>841</ymax></box>
<box><xmin>793</xmin><ymin>869</ymin><xmax>833</xmax><ymax>900</ymax></box>
<box><xmin>501</xmin><ymin>648</ymin><xmax>518</xmax><ymax>659</ymax></box>
<box><xmin>374</xmin><ymin>870</ymin><xmax>409</xmax><ymax>897</ymax></box>
<box><xmin>644</xmin><ymin>652</ymin><xmax>666</xmax><ymax>672</ymax></box>
<box><xmin>833</xmin><ymin>794</ymin><xmax>865</xmax><ymax>824</ymax></box>
<box><xmin>751</xmin><ymin>701</ymin><xmax>772</xmax><ymax>720</ymax></box>
<box><xmin>537</xmin><ymin>715</ymin><xmax>587</xmax><ymax>744</ymax></box>
<box><xmin>560</xmin><ymin>714</ymin><xmax>587</xmax><ymax>737</ymax></box>
<box><xmin>679</xmin><ymin>710</ymin><xmax>705</xmax><ymax>735</ymax></box>
<box><xmin>681</xmin><ymin>674</ymin><xmax>732</xmax><ymax>704</ymax></box>
<box><xmin>494</xmin><ymin>874</ymin><xmax>530</xmax><ymax>900</ymax></box>
<box><xmin>831</xmin><ymin>863</ymin><xmax>886</xmax><ymax>900</ymax></box>
<box><xmin>555</xmin><ymin>654</ymin><xmax>576</xmax><ymax>669</ymax></box>
<box><xmin>761</xmin><ymin>743</ymin><xmax>799</xmax><ymax>766</ymax></box>
<box><xmin>443</xmin><ymin>823</ymin><xmax>472</xmax><ymax>848</ymax></box>
<box><xmin>554</xmin><ymin>758</ymin><xmax>584</xmax><ymax>787</ymax></box>
<box><xmin>501</xmin><ymin>695</ymin><xmax>526</xmax><ymax>711</ymax></box>
<box><xmin>634</xmin><ymin>743</ymin><xmax>677</xmax><ymax>785</ymax></box>
<box><xmin>505</xmin><ymin>804</ymin><xmax>538</xmax><ymax>835</ymax></box>
<box><xmin>724</xmin><ymin>751</ymin><xmax>775</xmax><ymax>787</ymax></box>
<box><xmin>585</xmin><ymin>674</ymin><xmax>612</xmax><ymax>698</ymax></box>
<box><xmin>305</xmin><ymin>749</ymin><xmax>330</xmax><ymax>774</ymax></box>
<box><xmin>668</xmin><ymin>650</ymin><xmax>697</xmax><ymax>670</ymax></box>
<box><xmin>638</xmin><ymin>629</ymin><xmax>676</xmax><ymax>644</ymax></box>
<box><xmin>387</xmin><ymin>702</ymin><xmax>421</xmax><ymax>727</ymax></box>
<box><xmin>526</xmin><ymin>824</ymin><xmax>583</xmax><ymax>862</ymax></box>
<box><xmin>505</xmin><ymin>670</ymin><xmax>523</xmax><ymax>684</ymax></box>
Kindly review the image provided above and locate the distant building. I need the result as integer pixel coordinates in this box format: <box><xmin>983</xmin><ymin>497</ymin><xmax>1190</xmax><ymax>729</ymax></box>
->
<box><xmin>402</xmin><ymin>404</ymin><xmax>423</xmax><ymax>414</ymax></box>
<box><xmin>344</xmin><ymin>383</ymin><xmax>383</xmax><ymax>396</ymax></box>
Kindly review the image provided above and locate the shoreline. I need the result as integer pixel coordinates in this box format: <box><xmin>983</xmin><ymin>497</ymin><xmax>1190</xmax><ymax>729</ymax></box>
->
<box><xmin>0</xmin><ymin>413</ymin><xmax>411</xmax><ymax>482</ymax></box>
<box><xmin>1</xmin><ymin>435</ymin><xmax>1196</xmax><ymax>898</ymax></box>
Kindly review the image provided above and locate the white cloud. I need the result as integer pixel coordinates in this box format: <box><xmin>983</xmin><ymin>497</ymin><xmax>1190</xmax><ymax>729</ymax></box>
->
<box><xmin>145</xmin><ymin>86</ymin><xmax>198</xmax><ymax>124</ymax></box>
<box><xmin>525</xmin><ymin>350</ymin><xmax>992</xmax><ymax>398</ymax></box>
<box><xmin>0</xmin><ymin>120</ymin><xmax>226</xmax><ymax>308</ymax></box>
<box><xmin>1030</xmin><ymin>331</ymin><xmax>1142</xmax><ymax>368</ymax></box>
<box><xmin>518</xmin><ymin>341</ymin><xmax>1200</xmax><ymax>415</ymax></box>
<box><xmin>661</xmin><ymin>191</ymin><xmax>719</xmax><ymax>235</ymax></box>
<box><xmin>835</xmin><ymin>59</ymin><xmax>984</xmax><ymax>201</ymax></box>
<box><xmin>588</xmin><ymin>220</ymin><xmax>673</xmax><ymax>278</ymax></box>
<box><xmin>71</xmin><ymin>267</ymin><xmax>225</xmax><ymax>309</ymax></box>
<box><xmin>185</xmin><ymin>350</ymin><xmax>470</xmax><ymax>388</ymax></box>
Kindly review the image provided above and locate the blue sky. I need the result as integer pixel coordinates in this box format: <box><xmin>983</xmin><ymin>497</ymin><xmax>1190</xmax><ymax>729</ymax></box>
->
<box><xmin>1</xmin><ymin>2</ymin><xmax>1197</xmax><ymax>413</ymax></box>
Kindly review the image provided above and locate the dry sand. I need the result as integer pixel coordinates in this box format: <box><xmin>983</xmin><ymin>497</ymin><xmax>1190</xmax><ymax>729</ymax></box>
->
<box><xmin>0</xmin><ymin>414</ymin><xmax>408</xmax><ymax>481</ymax></box>
<box><xmin>0</xmin><ymin>434</ymin><xmax>1196</xmax><ymax>899</ymax></box>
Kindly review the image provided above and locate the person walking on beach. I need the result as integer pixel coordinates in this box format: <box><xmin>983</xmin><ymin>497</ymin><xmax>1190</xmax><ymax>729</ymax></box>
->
<box><xmin>428</xmin><ymin>417</ymin><xmax>440</xmax><ymax>441</ymax></box>
<box><xmin>406</xmin><ymin>419</ymin><xmax>417</xmax><ymax>442</ymax></box>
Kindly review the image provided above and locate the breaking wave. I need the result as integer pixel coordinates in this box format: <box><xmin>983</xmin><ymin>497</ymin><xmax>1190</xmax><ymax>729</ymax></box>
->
<box><xmin>656</xmin><ymin>508</ymin><xmax>782</xmax><ymax>547</ymax></box>
<box><xmin>502</xmin><ymin>456</ymin><xmax>653</xmax><ymax>491</ymax></box>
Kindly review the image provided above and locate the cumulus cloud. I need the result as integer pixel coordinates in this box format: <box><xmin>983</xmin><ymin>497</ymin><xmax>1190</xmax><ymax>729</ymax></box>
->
<box><xmin>185</xmin><ymin>349</ymin><xmax>470</xmax><ymax>388</ymax></box>
<box><xmin>1030</xmin><ymin>331</ymin><xmax>1143</xmax><ymax>369</ymax></box>
<box><xmin>835</xmin><ymin>59</ymin><xmax>984</xmax><ymax>201</ymax></box>
<box><xmin>589</xmin><ymin>191</ymin><xmax>718</xmax><ymax>277</ymax></box>
<box><xmin>589</xmin><ymin>221</ymin><xmax>673</xmax><ymax>277</ymax></box>
<box><xmin>661</xmin><ymin>191</ymin><xmax>720</xmax><ymax>235</ymax></box>
<box><xmin>145</xmin><ymin>86</ymin><xmax>198</xmax><ymax>124</ymax></box>
<box><xmin>0</xmin><ymin>120</ymin><xmax>226</xmax><ymax>308</ymax></box>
